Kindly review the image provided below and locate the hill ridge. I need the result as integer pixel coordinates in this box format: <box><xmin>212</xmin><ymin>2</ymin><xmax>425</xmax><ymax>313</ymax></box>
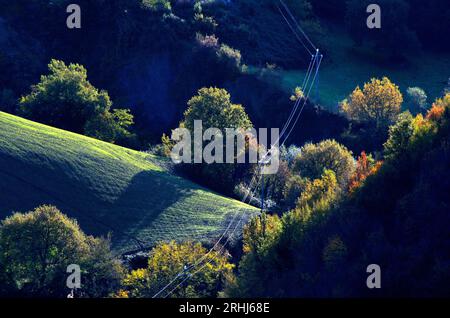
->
<box><xmin>0</xmin><ymin>112</ymin><xmax>258</xmax><ymax>253</ymax></box>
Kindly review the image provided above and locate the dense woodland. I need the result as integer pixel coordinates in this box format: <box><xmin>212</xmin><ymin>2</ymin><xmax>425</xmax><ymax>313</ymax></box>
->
<box><xmin>0</xmin><ymin>0</ymin><xmax>449</xmax><ymax>298</ymax></box>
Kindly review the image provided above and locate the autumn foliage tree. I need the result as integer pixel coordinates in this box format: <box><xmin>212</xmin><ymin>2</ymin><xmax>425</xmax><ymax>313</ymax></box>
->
<box><xmin>426</xmin><ymin>93</ymin><xmax>450</xmax><ymax>122</ymax></box>
<box><xmin>348</xmin><ymin>151</ymin><xmax>382</xmax><ymax>193</ymax></box>
<box><xmin>340</xmin><ymin>77</ymin><xmax>403</xmax><ymax>129</ymax></box>
<box><xmin>120</xmin><ymin>241</ymin><xmax>234</xmax><ymax>298</ymax></box>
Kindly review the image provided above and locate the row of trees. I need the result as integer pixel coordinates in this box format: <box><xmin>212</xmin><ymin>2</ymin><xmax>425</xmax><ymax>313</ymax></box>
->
<box><xmin>225</xmin><ymin>91</ymin><xmax>450</xmax><ymax>297</ymax></box>
<box><xmin>0</xmin><ymin>0</ymin><xmax>251</xmax><ymax>146</ymax></box>
<box><xmin>155</xmin><ymin>76</ymin><xmax>404</xmax><ymax>206</ymax></box>
<box><xmin>2</xmin><ymin>86</ymin><xmax>449</xmax><ymax>298</ymax></box>
<box><xmin>147</xmin><ymin>78</ymin><xmax>449</xmax><ymax>297</ymax></box>
<box><xmin>0</xmin><ymin>205</ymin><xmax>233</xmax><ymax>298</ymax></box>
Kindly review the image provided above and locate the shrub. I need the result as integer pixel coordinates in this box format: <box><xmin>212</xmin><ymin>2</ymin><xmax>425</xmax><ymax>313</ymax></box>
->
<box><xmin>141</xmin><ymin>0</ymin><xmax>171</xmax><ymax>12</ymax></box>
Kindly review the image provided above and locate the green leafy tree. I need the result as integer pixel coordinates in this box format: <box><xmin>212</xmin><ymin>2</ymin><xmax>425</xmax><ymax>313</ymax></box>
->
<box><xmin>383</xmin><ymin>111</ymin><xmax>415</xmax><ymax>160</ymax></box>
<box><xmin>293</xmin><ymin>139</ymin><xmax>355</xmax><ymax>189</ymax></box>
<box><xmin>121</xmin><ymin>241</ymin><xmax>234</xmax><ymax>298</ymax></box>
<box><xmin>0</xmin><ymin>205</ymin><xmax>123</xmax><ymax>297</ymax></box>
<box><xmin>141</xmin><ymin>0</ymin><xmax>171</xmax><ymax>12</ymax></box>
<box><xmin>19</xmin><ymin>59</ymin><xmax>134</xmax><ymax>143</ymax></box>
<box><xmin>180</xmin><ymin>87</ymin><xmax>253</xmax><ymax>194</ymax></box>
<box><xmin>84</xmin><ymin>109</ymin><xmax>135</xmax><ymax>143</ymax></box>
<box><xmin>19</xmin><ymin>59</ymin><xmax>112</xmax><ymax>133</ymax></box>
<box><xmin>224</xmin><ymin>213</ymin><xmax>283</xmax><ymax>297</ymax></box>
<box><xmin>183</xmin><ymin>87</ymin><xmax>252</xmax><ymax>132</ymax></box>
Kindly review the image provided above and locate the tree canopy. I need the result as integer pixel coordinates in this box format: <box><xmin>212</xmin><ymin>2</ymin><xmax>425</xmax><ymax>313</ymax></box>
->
<box><xmin>293</xmin><ymin>139</ymin><xmax>355</xmax><ymax>189</ymax></box>
<box><xmin>340</xmin><ymin>77</ymin><xmax>403</xmax><ymax>129</ymax></box>
<box><xmin>0</xmin><ymin>205</ymin><xmax>123</xmax><ymax>297</ymax></box>
<box><xmin>19</xmin><ymin>59</ymin><xmax>134</xmax><ymax>144</ymax></box>
<box><xmin>120</xmin><ymin>241</ymin><xmax>234</xmax><ymax>298</ymax></box>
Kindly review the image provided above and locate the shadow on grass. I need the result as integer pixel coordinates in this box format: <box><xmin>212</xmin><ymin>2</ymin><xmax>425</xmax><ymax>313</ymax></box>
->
<box><xmin>110</xmin><ymin>169</ymin><xmax>197</xmax><ymax>249</ymax></box>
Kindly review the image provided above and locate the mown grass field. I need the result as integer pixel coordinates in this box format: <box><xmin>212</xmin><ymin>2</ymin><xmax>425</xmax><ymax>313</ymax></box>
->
<box><xmin>0</xmin><ymin>112</ymin><xmax>258</xmax><ymax>254</ymax></box>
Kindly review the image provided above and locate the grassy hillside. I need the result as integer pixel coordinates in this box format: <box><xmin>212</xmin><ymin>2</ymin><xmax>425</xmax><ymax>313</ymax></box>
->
<box><xmin>253</xmin><ymin>25</ymin><xmax>450</xmax><ymax>112</ymax></box>
<box><xmin>0</xmin><ymin>112</ymin><xmax>258</xmax><ymax>254</ymax></box>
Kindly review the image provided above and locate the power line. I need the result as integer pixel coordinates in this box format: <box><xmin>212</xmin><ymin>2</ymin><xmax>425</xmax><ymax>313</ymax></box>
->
<box><xmin>282</xmin><ymin>52</ymin><xmax>323</xmax><ymax>145</ymax></box>
<box><xmin>276</xmin><ymin>3</ymin><xmax>312</xmax><ymax>55</ymax></box>
<box><xmin>160</xmin><ymin>54</ymin><xmax>324</xmax><ymax>299</ymax></box>
<box><xmin>279</xmin><ymin>0</ymin><xmax>317</xmax><ymax>51</ymax></box>
<box><xmin>152</xmin><ymin>58</ymin><xmax>319</xmax><ymax>298</ymax></box>
<box><xmin>152</xmin><ymin>0</ymin><xmax>323</xmax><ymax>298</ymax></box>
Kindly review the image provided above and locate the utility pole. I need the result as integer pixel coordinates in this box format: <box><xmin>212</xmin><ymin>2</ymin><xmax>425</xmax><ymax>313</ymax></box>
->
<box><xmin>261</xmin><ymin>169</ymin><xmax>264</xmax><ymax>212</ymax></box>
<box><xmin>316</xmin><ymin>49</ymin><xmax>320</xmax><ymax>102</ymax></box>
<box><xmin>259</xmin><ymin>154</ymin><xmax>270</xmax><ymax>213</ymax></box>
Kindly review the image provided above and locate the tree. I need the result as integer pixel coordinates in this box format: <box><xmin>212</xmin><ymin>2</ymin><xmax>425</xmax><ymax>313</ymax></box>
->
<box><xmin>295</xmin><ymin>169</ymin><xmax>338</xmax><ymax>215</ymax></box>
<box><xmin>179</xmin><ymin>87</ymin><xmax>254</xmax><ymax>194</ymax></box>
<box><xmin>383</xmin><ymin>111</ymin><xmax>415</xmax><ymax>160</ymax></box>
<box><xmin>19</xmin><ymin>59</ymin><xmax>111</xmax><ymax>133</ymax></box>
<box><xmin>183</xmin><ymin>87</ymin><xmax>252</xmax><ymax>132</ymax></box>
<box><xmin>406</xmin><ymin>87</ymin><xmax>428</xmax><ymax>114</ymax></box>
<box><xmin>121</xmin><ymin>241</ymin><xmax>234</xmax><ymax>298</ymax></box>
<box><xmin>216</xmin><ymin>44</ymin><xmax>243</xmax><ymax>75</ymax></box>
<box><xmin>426</xmin><ymin>93</ymin><xmax>450</xmax><ymax>123</ymax></box>
<box><xmin>348</xmin><ymin>151</ymin><xmax>382</xmax><ymax>193</ymax></box>
<box><xmin>224</xmin><ymin>213</ymin><xmax>283</xmax><ymax>297</ymax></box>
<box><xmin>322</xmin><ymin>236</ymin><xmax>348</xmax><ymax>269</ymax></box>
<box><xmin>283</xmin><ymin>175</ymin><xmax>308</xmax><ymax>209</ymax></box>
<box><xmin>230</xmin><ymin>94</ymin><xmax>450</xmax><ymax>298</ymax></box>
<box><xmin>19</xmin><ymin>59</ymin><xmax>134</xmax><ymax>144</ymax></box>
<box><xmin>0</xmin><ymin>205</ymin><xmax>123</xmax><ymax>297</ymax></box>
<box><xmin>84</xmin><ymin>108</ymin><xmax>135</xmax><ymax>143</ymax></box>
<box><xmin>340</xmin><ymin>77</ymin><xmax>403</xmax><ymax>129</ymax></box>
<box><xmin>141</xmin><ymin>0</ymin><xmax>171</xmax><ymax>13</ymax></box>
<box><xmin>227</xmin><ymin>170</ymin><xmax>339</xmax><ymax>298</ymax></box>
<box><xmin>293</xmin><ymin>139</ymin><xmax>355</xmax><ymax>189</ymax></box>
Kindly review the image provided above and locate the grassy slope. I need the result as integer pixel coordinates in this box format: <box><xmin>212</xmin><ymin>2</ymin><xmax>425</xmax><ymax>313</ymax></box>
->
<box><xmin>255</xmin><ymin>24</ymin><xmax>450</xmax><ymax>112</ymax></box>
<box><xmin>0</xmin><ymin>112</ymin><xmax>258</xmax><ymax>253</ymax></box>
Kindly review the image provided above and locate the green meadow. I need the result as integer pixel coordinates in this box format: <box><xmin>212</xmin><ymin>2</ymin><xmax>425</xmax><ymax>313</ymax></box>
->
<box><xmin>255</xmin><ymin>25</ymin><xmax>450</xmax><ymax>112</ymax></box>
<box><xmin>0</xmin><ymin>112</ymin><xmax>258</xmax><ymax>254</ymax></box>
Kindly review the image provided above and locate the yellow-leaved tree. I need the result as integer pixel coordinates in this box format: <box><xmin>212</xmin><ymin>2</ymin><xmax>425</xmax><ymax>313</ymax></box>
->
<box><xmin>120</xmin><ymin>241</ymin><xmax>234</xmax><ymax>298</ymax></box>
<box><xmin>340</xmin><ymin>77</ymin><xmax>403</xmax><ymax>128</ymax></box>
